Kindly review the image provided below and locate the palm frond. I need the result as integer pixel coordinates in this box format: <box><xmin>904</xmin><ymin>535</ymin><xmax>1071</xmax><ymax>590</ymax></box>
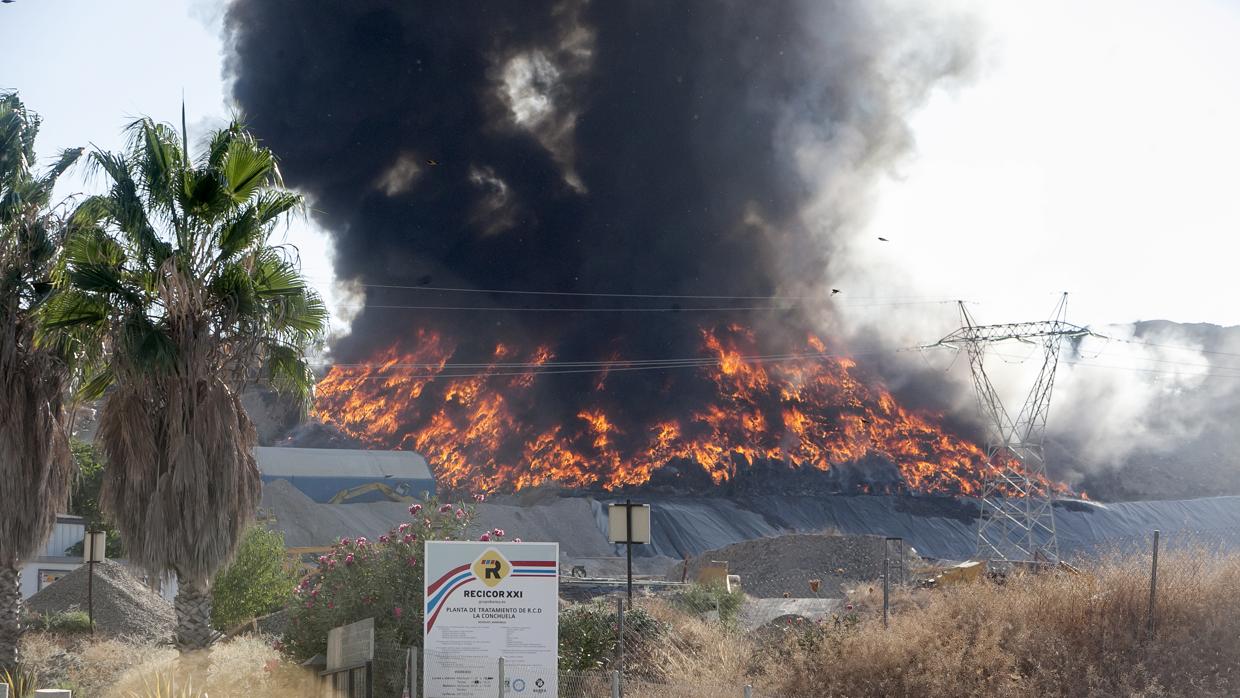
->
<box><xmin>220</xmin><ymin>134</ymin><xmax>274</xmax><ymax>204</ymax></box>
<box><xmin>35</xmin><ymin>287</ymin><xmax>108</xmax><ymax>329</ymax></box>
<box><xmin>250</xmin><ymin>250</ymin><xmax>306</xmax><ymax>297</ymax></box>
<box><xmin>74</xmin><ymin>365</ymin><xmax>115</xmax><ymax>402</ymax></box>
<box><xmin>264</xmin><ymin>342</ymin><xmax>316</xmax><ymax>404</ymax></box>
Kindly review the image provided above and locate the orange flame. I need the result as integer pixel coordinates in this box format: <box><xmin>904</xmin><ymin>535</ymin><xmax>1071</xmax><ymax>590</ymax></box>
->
<box><xmin>313</xmin><ymin>325</ymin><xmax>1067</xmax><ymax>496</ymax></box>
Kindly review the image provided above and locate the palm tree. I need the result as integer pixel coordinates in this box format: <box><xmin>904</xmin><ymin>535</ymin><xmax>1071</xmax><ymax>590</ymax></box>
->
<box><xmin>43</xmin><ymin>115</ymin><xmax>326</xmax><ymax>650</ymax></box>
<box><xmin>0</xmin><ymin>92</ymin><xmax>81</xmax><ymax>668</ymax></box>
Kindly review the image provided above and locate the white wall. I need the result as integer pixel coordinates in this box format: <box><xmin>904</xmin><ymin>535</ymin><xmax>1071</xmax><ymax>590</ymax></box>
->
<box><xmin>19</xmin><ymin>561</ymin><xmax>80</xmax><ymax>599</ymax></box>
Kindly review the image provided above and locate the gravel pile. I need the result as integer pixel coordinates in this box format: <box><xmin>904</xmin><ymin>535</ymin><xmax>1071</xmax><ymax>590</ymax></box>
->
<box><xmin>26</xmin><ymin>560</ymin><xmax>175</xmax><ymax>641</ymax></box>
<box><xmin>683</xmin><ymin>532</ymin><xmax>916</xmax><ymax>599</ymax></box>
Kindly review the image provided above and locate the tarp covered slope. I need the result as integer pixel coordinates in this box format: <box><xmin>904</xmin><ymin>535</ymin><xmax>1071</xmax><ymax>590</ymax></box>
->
<box><xmin>261</xmin><ymin>479</ymin><xmax>1240</xmax><ymax>562</ymax></box>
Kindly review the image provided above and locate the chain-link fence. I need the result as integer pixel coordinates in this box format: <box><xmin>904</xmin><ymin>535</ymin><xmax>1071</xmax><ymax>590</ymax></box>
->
<box><xmin>321</xmin><ymin>527</ymin><xmax>1240</xmax><ymax>697</ymax></box>
<box><xmin>559</xmin><ymin>669</ymin><xmax>775</xmax><ymax>697</ymax></box>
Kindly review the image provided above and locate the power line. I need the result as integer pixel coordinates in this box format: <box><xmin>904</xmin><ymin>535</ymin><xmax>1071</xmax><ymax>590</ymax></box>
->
<box><xmin>305</xmin><ymin>278</ymin><xmax>957</xmax><ymax>302</ymax></box>
<box><xmin>1110</xmin><ymin>337</ymin><xmax>1240</xmax><ymax>361</ymax></box>
<box><xmin>330</xmin><ymin>299</ymin><xmax>960</xmax><ymax>313</ymax></box>
<box><xmin>315</xmin><ymin>347</ymin><xmax>899</xmax><ymax>380</ymax></box>
<box><xmin>345</xmin><ymin>303</ymin><xmax>806</xmax><ymax>313</ymax></box>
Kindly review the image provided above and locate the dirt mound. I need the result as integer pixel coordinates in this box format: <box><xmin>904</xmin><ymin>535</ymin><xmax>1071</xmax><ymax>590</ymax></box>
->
<box><xmin>684</xmin><ymin>532</ymin><xmax>914</xmax><ymax>598</ymax></box>
<box><xmin>26</xmin><ymin>560</ymin><xmax>174</xmax><ymax>641</ymax></box>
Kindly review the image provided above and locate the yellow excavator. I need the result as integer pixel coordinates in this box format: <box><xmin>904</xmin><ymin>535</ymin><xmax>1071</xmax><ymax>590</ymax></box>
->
<box><xmin>328</xmin><ymin>481</ymin><xmax>417</xmax><ymax>504</ymax></box>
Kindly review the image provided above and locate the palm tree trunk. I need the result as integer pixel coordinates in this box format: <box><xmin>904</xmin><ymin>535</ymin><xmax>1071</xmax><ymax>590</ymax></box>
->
<box><xmin>174</xmin><ymin>578</ymin><xmax>214</xmax><ymax>651</ymax></box>
<box><xmin>0</xmin><ymin>561</ymin><xmax>20</xmax><ymax>670</ymax></box>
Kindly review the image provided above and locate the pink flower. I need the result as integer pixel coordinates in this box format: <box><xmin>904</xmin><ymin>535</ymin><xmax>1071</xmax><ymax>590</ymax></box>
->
<box><xmin>345</xmin><ymin>554</ymin><xmax>355</xmax><ymax>566</ymax></box>
<box><xmin>407</xmin><ymin>556</ymin><xmax>418</xmax><ymax>567</ymax></box>
<box><xmin>402</xmin><ymin>534</ymin><xmax>415</xmax><ymax>544</ymax></box>
<box><xmin>393</xmin><ymin>606</ymin><xmax>403</xmax><ymax>619</ymax></box>
<box><xmin>409</xmin><ymin>504</ymin><xmax>423</xmax><ymax>515</ymax></box>
<box><xmin>439</xmin><ymin>504</ymin><xmax>453</xmax><ymax>513</ymax></box>
<box><xmin>845</xmin><ymin>604</ymin><xmax>854</xmax><ymax>611</ymax></box>
<box><xmin>340</xmin><ymin>537</ymin><xmax>351</xmax><ymax>547</ymax></box>
<box><xmin>317</xmin><ymin>555</ymin><xmax>328</xmax><ymax>564</ymax></box>
<box><xmin>479</xmin><ymin>533</ymin><xmax>491</xmax><ymax>542</ymax></box>
<box><xmin>379</xmin><ymin>535</ymin><xmax>390</xmax><ymax>543</ymax></box>
<box><xmin>455</xmin><ymin>509</ymin><xmax>465</xmax><ymax>520</ymax></box>
<box><xmin>327</xmin><ymin>560</ymin><xmax>337</xmax><ymax>569</ymax></box>
<box><xmin>491</xmin><ymin>528</ymin><xmax>505</xmax><ymax>538</ymax></box>
<box><xmin>398</xmin><ymin>523</ymin><xmax>410</xmax><ymax>532</ymax></box>
<box><xmin>474</xmin><ymin>493</ymin><xmax>486</xmax><ymax>503</ymax></box>
<box><xmin>311</xmin><ymin>589</ymin><xmax>319</xmax><ymax>597</ymax></box>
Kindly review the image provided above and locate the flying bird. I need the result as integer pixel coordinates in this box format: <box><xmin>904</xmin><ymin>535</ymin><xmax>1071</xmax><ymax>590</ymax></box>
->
<box><xmin>426</xmin><ymin>159</ymin><xmax>439</xmax><ymax>166</ymax></box>
<box><xmin>877</xmin><ymin>237</ymin><xmax>889</xmax><ymax>242</ymax></box>
<box><xmin>831</xmin><ymin>289</ymin><xmax>840</xmax><ymax>295</ymax></box>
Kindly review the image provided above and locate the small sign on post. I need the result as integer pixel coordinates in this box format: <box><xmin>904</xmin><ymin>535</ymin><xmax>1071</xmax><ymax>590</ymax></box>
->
<box><xmin>326</xmin><ymin>617</ymin><xmax>375</xmax><ymax>672</ymax></box>
<box><xmin>608</xmin><ymin>500</ymin><xmax>651</xmax><ymax>603</ymax></box>
<box><xmin>82</xmin><ymin>530</ymin><xmax>106</xmax><ymax>635</ymax></box>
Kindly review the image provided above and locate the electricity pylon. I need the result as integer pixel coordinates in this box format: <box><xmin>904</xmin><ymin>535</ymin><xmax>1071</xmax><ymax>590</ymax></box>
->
<box><xmin>927</xmin><ymin>294</ymin><xmax>1091</xmax><ymax>564</ymax></box>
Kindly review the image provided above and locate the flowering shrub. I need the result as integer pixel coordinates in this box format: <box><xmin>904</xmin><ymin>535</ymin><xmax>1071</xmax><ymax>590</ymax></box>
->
<box><xmin>284</xmin><ymin>495</ymin><xmax>512</xmax><ymax>661</ymax></box>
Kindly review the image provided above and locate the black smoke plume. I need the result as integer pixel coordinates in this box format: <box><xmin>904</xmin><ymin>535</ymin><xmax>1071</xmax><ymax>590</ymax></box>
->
<box><xmin>225</xmin><ymin>0</ymin><xmax>979</xmax><ymax>483</ymax></box>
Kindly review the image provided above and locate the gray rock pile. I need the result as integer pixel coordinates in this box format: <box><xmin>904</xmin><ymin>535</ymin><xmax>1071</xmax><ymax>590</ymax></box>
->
<box><xmin>25</xmin><ymin>560</ymin><xmax>175</xmax><ymax>641</ymax></box>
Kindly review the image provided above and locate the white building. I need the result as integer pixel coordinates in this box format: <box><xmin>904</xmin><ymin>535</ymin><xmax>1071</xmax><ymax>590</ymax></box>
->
<box><xmin>19</xmin><ymin>514</ymin><xmax>86</xmax><ymax>599</ymax></box>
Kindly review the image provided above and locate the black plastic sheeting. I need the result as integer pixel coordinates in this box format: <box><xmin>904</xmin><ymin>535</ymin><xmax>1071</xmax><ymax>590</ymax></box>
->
<box><xmin>593</xmin><ymin>495</ymin><xmax>1240</xmax><ymax>561</ymax></box>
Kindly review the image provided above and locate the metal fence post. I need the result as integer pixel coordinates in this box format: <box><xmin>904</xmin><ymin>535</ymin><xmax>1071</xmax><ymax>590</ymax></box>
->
<box><xmin>882</xmin><ymin>544</ymin><xmax>890</xmax><ymax>629</ymax></box>
<box><xmin>616</xmin><ymin>596</ymin><xmax>626</xmax><ymax>696</ymax></box>
<box><xmin>744</xmin><ymin>684</ymin><xmax>753</xmax><ymax>698</ymax></box>
<box><xmin>1146</xmin><ymin>529</ymin><xmax>1160</xmax><ymax>639</ymax></box>
<box><xmin>404</xmin><ymin>647</ymin><xmax>419</xmax><ymax>698</ymax></box>
<box><xmin>611</xmin><ymin>670</ymin><xmax>622</xmax><ymax>698</ymax></box>
<box><xmin>497</xmin><ymin>657</ymin><xmax>506</xmax><ymax>698</ymax></box>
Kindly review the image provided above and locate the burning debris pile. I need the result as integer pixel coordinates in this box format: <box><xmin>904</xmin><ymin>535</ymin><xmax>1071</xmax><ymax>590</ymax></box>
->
<box><xmin>312</xmin><ymin>324</ymin><xmax>1059</xmax><ymax>496</ymax></box>
<box><xmin>228</xmin><ymin>2</ymin><xmax>1069</xmax><ymax>498</ymax></box>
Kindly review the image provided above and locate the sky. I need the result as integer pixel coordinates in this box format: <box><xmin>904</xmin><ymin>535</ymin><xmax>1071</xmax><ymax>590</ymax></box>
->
<box><xmin>2</xmin><ymin>0</ymin><xmax>1239</xmax><ymax>335</ymax></box>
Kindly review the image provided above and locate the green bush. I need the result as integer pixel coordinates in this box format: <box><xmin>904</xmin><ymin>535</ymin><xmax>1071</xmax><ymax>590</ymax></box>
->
<box><xmin>29</xmin><ymin>610</ymin><xmax>94</xmax><ymax>634</ymax></box>
<box><xmin>558</xmin><ymin>600</ymin><xmax>662</xmax><ymax>674</ymax></box>
<box><xmin>284</xmin><ymin>495</ymin><xmax>501</xmax><ymax>660</ymax></box>
<box><xmin>211</xmin><ymin>526</ymin><xmax>301</xmax><ymax>631</ymax></box>
<box><xmin>671</xmin><ymin>582</ymin><xmax>745</xmax><ymax>624</ymax></box>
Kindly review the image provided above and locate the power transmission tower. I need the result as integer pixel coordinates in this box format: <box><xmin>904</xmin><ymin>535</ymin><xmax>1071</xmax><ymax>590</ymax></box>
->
<box><xmin>927</xmin><ymin>293</ymin><xmax>1091</xmax><ymax>564</ymax></box>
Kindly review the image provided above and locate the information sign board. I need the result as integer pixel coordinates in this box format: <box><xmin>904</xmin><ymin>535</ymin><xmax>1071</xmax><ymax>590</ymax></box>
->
<box><xmin>424</xmin><ymin>541</ymin><xmax>559</xmax><ymax>697</ymax></box>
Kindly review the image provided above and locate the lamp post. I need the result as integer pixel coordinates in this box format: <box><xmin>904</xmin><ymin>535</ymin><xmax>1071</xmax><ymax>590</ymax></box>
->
<box><xmin>82</xmin><ymin>530</ymin><xmax>107</xmax><ymax>635</ymax></box>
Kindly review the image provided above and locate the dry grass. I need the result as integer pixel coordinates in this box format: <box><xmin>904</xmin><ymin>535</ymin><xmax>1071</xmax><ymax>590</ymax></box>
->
<box><xmin>772</xmin><ymin>548</ymin><xmax>1240</xmax><ymax>697</ymax></box>
<box><xmin>643</xmin><ymin>600</ymin><xmax>753</xmax><ymax>687</ymax></box>
<box><xmin>19</xmin><ymin>633</ymin><xmax>314</xmax><ymax>697</ymax></box>
<box><xmin>18</xmin><ymin>549</ymin><xmax>1240</xmax><ymax>697</ymax></box>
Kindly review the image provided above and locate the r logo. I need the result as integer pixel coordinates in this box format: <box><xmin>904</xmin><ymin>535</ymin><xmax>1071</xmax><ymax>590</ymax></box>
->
<box><xmin>471</xmin><ymin>548</ymin><xmax>512</xmax><ymax>588</ymax></box>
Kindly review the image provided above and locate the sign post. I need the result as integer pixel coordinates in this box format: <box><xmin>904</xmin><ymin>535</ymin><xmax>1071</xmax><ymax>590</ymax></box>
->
<box><xmin>423</xmin><ymin>541</ymin><xmax>559</xmax><ymax>697</ymax></box>
<box><xmin>82</xmin><ymin>530</ymin><xmax>106</xmax><ymax>635</ymax></box>
<box><xmin>607</xmin><ymin>500</ymin><xmax>651</xmax><ymax>602</ymax></box>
